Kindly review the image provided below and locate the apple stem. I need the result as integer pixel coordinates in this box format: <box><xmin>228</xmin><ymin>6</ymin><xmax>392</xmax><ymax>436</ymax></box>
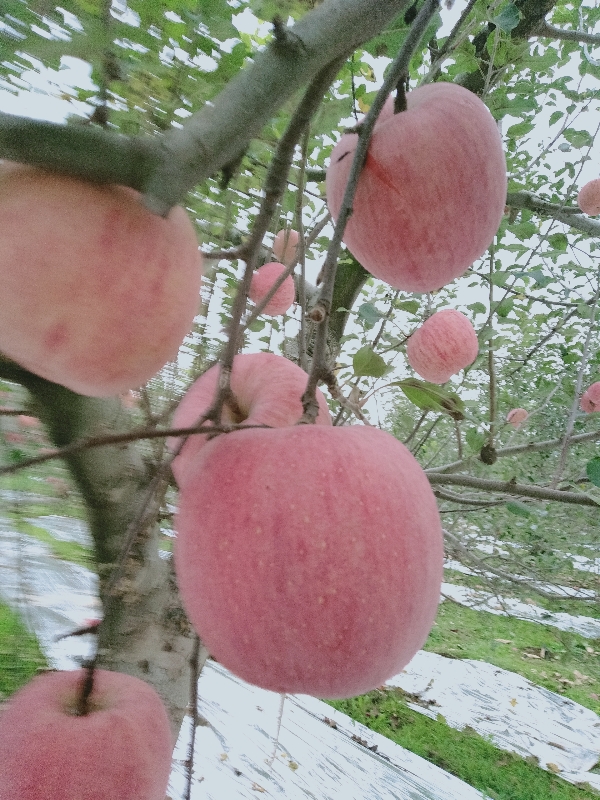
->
<box><xmin>75</xmin><ymin>662</ymin><xmax>96</xmax><ymax>717</ymax></box>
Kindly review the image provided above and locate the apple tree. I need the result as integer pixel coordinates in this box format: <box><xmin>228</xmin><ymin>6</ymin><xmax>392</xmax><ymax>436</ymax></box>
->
<box><xmin>0</xmin><ymin>0</ymin><xmax>600</xmax><ymax>757</ymax></box>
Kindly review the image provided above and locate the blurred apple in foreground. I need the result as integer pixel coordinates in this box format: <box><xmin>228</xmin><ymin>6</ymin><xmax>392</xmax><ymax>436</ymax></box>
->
<box><xmin>169</xmin><ymin>352</ymin><xmax>331</xmax><ymax>485</ymax></box>
<box><xmin>0</xmin><ymin>163</ymin><xmax>202</xmax><ymax>396</ymax></box>
<box><xmin>326</xmin><ymin>82</ymin><xmax>506</xmax><ymax>292</ymax></box>
<box><xmin>272</xmin><ymin>228</ymin><xmax>299</xmax><ymax>264</ymax></box>
<box><xmin>506</xmin><ymin>408</ymin><xmax>528</xmax><ymax>427</ymax></box>
<box><xmin>175</xmin><ymin>424</ymin><xmax>443</xmax><ymax>698</ymax></box>
<box><xmin>581</xmin><ymin>381</ymin><xmax>600</xmax><ymax>412</ymax></box>
<box><xmin>0</xmin><ymin>669</ymin><xmax>172</xmax><ymax>800</ymax></box>
<box><xmin>578</xmin><ymin>179</ymin><xmax>600</xmax><ymax>215</ymax></box>
<box><xmin>249</xmin><ymin>261</ymin><xmax>295</xmax><ymax>316</ymax></box>
<box><xmin>406</xmin><ymin>309</ymin><xmax>479</xmax><ymax>384</ymax></box>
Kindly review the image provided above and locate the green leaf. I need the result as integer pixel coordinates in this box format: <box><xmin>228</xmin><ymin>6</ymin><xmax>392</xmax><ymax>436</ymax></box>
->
<box><xmin>563</xmin><ymin>129</ymin><xmax>593</xmax><ymax>148</ymax></box>
<box><xmin>465</xmin><ymin>428</ymin><xmax>486</xmax><ymax>452</ymax></box>
<box><xmin>492</xmin><ymin>2</ymin><xmax>520</xmax><ymax>32</ymax></box>
<box><xmin>467</xmin><ymin>302</ymin><xmax>487</xmax><ymax>316</ymax></box>
<box><xmin>507</xmin><ymin>120</ymin><xmax>534</xmax><ymax>139</ymax></box>
<box><xmin>587</xmin><ymin>457</ymin><xmax>600</xmax><ymax>487</ymax></box>
<box><xmin>357</xmin><ymin>302</ymin><xmax>383</xmax><ymax>327</ymax></box>
<box><xmin>496</xmin><ymin>298</ymin><xmax>514</xmax><ymax>318</ymax></box>
<box><xmin>548</xmin><ymin>110</ymin><xmax>563</xmax><ymax>126</ymax></box>
<box><xmin>353</xmin><ymin>346</ymin><xmax>389</xmax><ymax>378</ymax></box>
<box><xmin>511</xmin><ymin>221</ymin><xmax>537</xmax><ymax>240</ymax></box>
<box><xmin>547</xmin><ymin>232</ymin><xmax>568</xmax><ymax>252</ymax></box>
<box><xmin>248</xmin><ymin>319</ymin><xmax>266</xmax><ymax>332</ymax></box>
<box><xmin>395</xmin><ymin>299</ymin><xmax>420</xmax><ymax>314</ymax></box>
<box><xmin>506</xmin><ymin>501</ymin><xmax>532</xmax><ymax>517</ymax></box>
<box><xmin>390</xmin><ymin>379</ymin><xmax>466</xmax><ymax>420</ymax></box>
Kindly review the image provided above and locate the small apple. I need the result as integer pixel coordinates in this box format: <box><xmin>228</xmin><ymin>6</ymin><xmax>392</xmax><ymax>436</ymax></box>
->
<box><xmin>249</xmin><ymin>261</ymin><xmax>295</xmax><ymax>316</ymax></box>
<box><xmin>580</xmin><ymin>381</ymin><xmax>600</xmax><ymax>412</ymax></box>
<box><xmin>17</xmin><ymin>415</ymin><xmax>40</xmax><ymax>428</ymax></box>
<box><xmin>0</xmin><ymin>162</ymin><xmax>202</xmax><ymax>396</ymax></box>
<box><xmin>174</xmin><ymin>424</ymin><xmax>443</xmax><ymax>698</ymax></box>
<box><xmin>169</xmin><ymin>352</ymin><xmax>331</xmax><ymax>485</ymax></box>
<box><xmin>272</xmin><ymin>229</ymin><xmax>299</xmax><ymax>264</ymax></box>
<box><xmin>506</xmin><ymin>408</ymin><xmax>528</xmax><ymax>427</ymax></box>
<box><xmin>578</xmin><ymin>179</ymin><xmax>600</xmax><ymax>216</ymax></box>
<box><xmin>326</xmin><ymin>83</ymin><xmax>507</xmax><ymax>292</ymax></box>
<box><xmin>406</xmin><ymin>309</ymin><xmax>479</xmax><ymax>384</ymax></box>
<box><xmin>0</xmin><ymin>669</ymin><xmax>173</xmax><ymax>800</ymax></box>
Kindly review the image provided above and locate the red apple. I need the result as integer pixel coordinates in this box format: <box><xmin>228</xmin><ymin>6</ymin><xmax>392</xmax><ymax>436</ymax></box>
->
<box><xmin>249</xmin><ymin>261</ymin><xmax>295</xmax><ymax>316</ymax></box>
<box><xmin>506</xmin><ymin>408</ymin><xmax>528</xmax><ymax>427</ymax></box>
<box><xmin>169</xmin><ymin>352</ymin><xmax>331</xmax><ymax>485</ymax></box>
<box><xmin>326</xmin><ymin>83</ymin><xmax>507</xmax><ymax>292</ymax></box>
<box><xmin>578</xmin><ymin>179</ymin><xmax>600</xmax><ymax>215</ymax></box>
<box><xmin>174</xmin><ymin>424</ymin><xmax>443</xmax><ymax>698</ymax></box>
<box><xmin>580</xmin><ymin>381</ymin><xmax>600</xmax><ymax>412</ymax></box>
<box><xmin>17</xmin><ymin>415</ymin><xmax>40</xmax><ymax>428</ymax></box>
<box><xmin>0</xmin><ymin>163</ymin><xmax>202</xmax><ymax>396</ymax></box>
<box><xmin>272</xmin><ymin>229</ymin><xmax>299</xmax><ymax>264</ymax></box>
<box><xmin>406</xmin><ymin>309</ymin><xmax>479</xmax><ymax>383</ymax></box>
<box><xmin>0</xmin><ymin>669</ymin><xmax>173</xmax><ymax>800</ymax></box>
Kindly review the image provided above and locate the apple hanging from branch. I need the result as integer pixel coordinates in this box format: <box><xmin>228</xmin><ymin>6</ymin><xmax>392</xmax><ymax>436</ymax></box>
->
<box><xmin>326</xmin><ymin>83</ymin><xmax>507</xmax><ymax>292</ymax></box>
<box><xmin>174</xmin><ymin>424</ymin><xmax>443</xmax><ymax>699</ymax></box>
<box><xmin>406</xmin><ymin>309</ymin><xmax>479</xmax><ymax>384</ymax></box>
<box><xmin>249</xmin><ymin>261</ymin><xmax>296</xmax><ymax>316</ymax></box>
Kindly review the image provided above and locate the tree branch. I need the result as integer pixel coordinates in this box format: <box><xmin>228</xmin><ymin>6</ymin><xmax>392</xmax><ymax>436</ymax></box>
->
<box><xmin>428</xmin><ymin>472</ymin><xmax>599</xmax><ymax>506</ymax></box>
<box><xmin>535</xmin><ymin>20</ymin><xmax>600</xmax><ymax>46</ymax></box>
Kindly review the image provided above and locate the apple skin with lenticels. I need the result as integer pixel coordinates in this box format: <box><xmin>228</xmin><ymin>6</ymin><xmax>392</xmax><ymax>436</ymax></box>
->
<box><xmin>580</xmin><ymin>381</ymin><xmax>600</xmax><ymax>412</ymax></box>
<box><xmin>0</xmin><ymin>669</ymin><xmax>173</xmax><ymax>800</ymax></box>
<box><xmin>578</xmin><ymin>179</ymin><xmax>600</xmax><ymax>215</ymax></box>
<box><xmin>169</xmin><ymin>352</ymin><xmax>331</xmax><ymax>485</ymax></box>
<box><xmin>326</xmin><ymin>82</ymin><xmax>507</xmax><ymax>292</ymax></box>
<box><xmin>0</xmin><ymin>162</ymin><xmax>202</xmax><ymax>396</ymax></box>
<box><xmin>406</xmin><ymin>309</ymin><xmax>479</xmax><ymax>384</ymax></box>
<box><xmin>174</xmin><ymin>424</ymin><xmax>443</xmax><ymax>699</ymax></box>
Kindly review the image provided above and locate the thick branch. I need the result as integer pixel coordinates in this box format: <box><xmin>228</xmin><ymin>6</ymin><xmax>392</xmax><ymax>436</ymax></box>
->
<box><xmin>506</xmin><ymin>190</ymin><xmax>600</xmax><ymax>236</ymax></box>
<box><xmin>535</xmin><ymin>20</ymin><xmax>600</xmax><ymax>45</ymax></box>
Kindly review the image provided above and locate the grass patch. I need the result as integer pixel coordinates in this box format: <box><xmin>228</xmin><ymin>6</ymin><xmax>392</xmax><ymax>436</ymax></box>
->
<box><xmin>329</xmin><ymin>689</ymin><xmax>599</xmax><ymax>800</ymax></box>
<box><xmin>0</xmin><ymin>601</ymin><xmax>46</xmax><ymax>699</ymax></box>
<box><xmin>6</xmin><ymin>516</ymin><xmax>95</xmax><ymax>570</ymax></box>
<box><xmin>425</xmin><ymin>601</ymin><xmax>600</xmax><ymax>714</ymax></box>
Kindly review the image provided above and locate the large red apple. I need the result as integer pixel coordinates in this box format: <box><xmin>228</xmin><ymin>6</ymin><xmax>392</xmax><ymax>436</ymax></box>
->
<box><xmin>272</xmin><ymin>228</ymin><xmax>299</xmax><ymax>264</ymax></box>
<box><xmin>406</xmin><ymin>309</ymin><xmax>479</xmax><ymax>383</ymax></box>
<box><xmin>169</xmin><ymin>352</ymin><xmax>331</xmax><ymax>485</ymax></box>
<box><xmin>249</xmin><ymin>261</ymin><xmax>296</xmax><ymax>316</ymax></box>
<box><xmin>0</xmin><ymin>163</ymin><xmax>202</xmax><ymax>396</ymax></box>
<box><xmin>581</xmin><ymin>381</ymin><xmax>600</xmax><ymax>412</ymax></box>
<box><xmin>326</xmin><ymin>83</ymin><xmax>507</xmax><ymax>292</ymax></box>
<box><xmin>578</xmin><ymin>179</ymin><xmax>600</xmax><ymax>215</ymax></box>
<box><xmin>174</xmin><ymin>424</ymin><xmax>443</xmax><ymax>698</ymax></box>
<box><xmin>0</xmin><ymin>669</ymin><xmax>173</xmax><ymax>800</ymax></box>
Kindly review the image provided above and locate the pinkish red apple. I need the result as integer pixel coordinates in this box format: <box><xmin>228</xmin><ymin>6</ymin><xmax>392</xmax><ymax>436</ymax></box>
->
<box><xmin>17</xmin><ymin>415</ymin><xmax>40</xmax><ymax>428</ymax></box>
<box><xmin>272</xmin><ymin>229</ymin><xmax>299</xmax><ymax>264</ymax></box>
<box><xmin>174</xmin><ymin>424</ymin><xmax>443</xmax><ymax>698</ymax></box>
<box><xmin>169</xmin><ymin>352</ymin><xmax>331</xmax><ymax>485</ymax></box>
<box><xmin>506</xmin><ymin>408</ymin><xmax>528</xmax><ymax>427</ymax></box>
<box><xmin>580</xmin><ymin>381</ymin><xmax>600</xmax><ymax>412</ymax></box>
<box><xmin>0</xmin><ymin>669</ymin><xmax>173</xmax><ymax>800</ymax></box>
<box><xmin>578</xmin><ymin>179</ymin><xmax>600</xmax><ymax>216</ymax></box>
<box><xmin>326</xmin><ymin>83</ymin><xmax>507</xmax><ymax>292</ymax></box>
<box><xmin>249</xmin><ymin>262</ymin><xmax>295</xmax><ymax>316</ymax></box>
<box><xmin>0</xmin><ymin>163</ymin><xmax>202</xmax><ymax>396</ymax></box>
<box><xmin>406</xmin><ymin>309</ymin><xmax>479</xmax><ymax>383</ymax></box>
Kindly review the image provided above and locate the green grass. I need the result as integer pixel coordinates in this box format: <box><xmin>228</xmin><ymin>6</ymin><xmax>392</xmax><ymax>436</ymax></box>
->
<box><xmin>329</xmin><ymin>689</ymin><xmax>599</xmax><ymax>800</ymax></box>
<box><xmin>6</xmin><ymin>515</ymin><xmax>95</xmax><ymax>570</ymax></box>
<box><xmin>0</xmin><ymin>602</ymin><xmax>46</xmax><ymax>699</ymax></box>
<box><xmin>426</xmin><ymin>600</ymin><xmax>600</xmax><ymax>714</ymax></box>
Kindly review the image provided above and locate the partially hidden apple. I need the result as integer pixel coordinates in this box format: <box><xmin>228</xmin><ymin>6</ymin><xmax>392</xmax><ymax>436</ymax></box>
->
<box><xmin>0</xmin><ymin>162</ymin><xmax>202</xmax><ymax>396</ymax></box>
<box><xmin>17</xmin><ymin>415</ymin><xmax>40</xmax><ymax>428</ymax></box>
<box><xmin>581</xmin><ymin>381</ymin><xmax>600</xmax><ymax>412</ymax></box>
<box><xmin>249</xmin><ymin>261</ymin><xmax>295</xmax><ymax>316</ymax></box>
<box><xmin>169</xmin><ymin>352</ymin><xmax>331</xmax><ymax>485</ymax></box>
<box><xmin>272</xmin><ymin>228</ymin><xmax>299</xmax><ymax>264</ymax></box>
<box><xmin>578</xmin><ymin>179</ymin><xmax>600</xmax><ymax>215</ymax></box>
<box><xmin>0</xmin><ymin>669</ymin><xmax>173</xmax><ymax>800</ymax></box>
<box><xmin>406</xmin><ymin>309</ymin><xmax>479</xmax><ymax>384</ymax></box>
<box><xmin>506</xmin><ymin>408</ymin><xmax>528</xmax><ymax>427</ymax></box>
<box><xmin>174</xmin><ymin>424</ymin><xmax>443</xmax><ymax>698</ymax></box>
<box><xmin>326</xmin><ymin>83</ymin><xmax>507</xmax><ymax>292</ymax></box>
